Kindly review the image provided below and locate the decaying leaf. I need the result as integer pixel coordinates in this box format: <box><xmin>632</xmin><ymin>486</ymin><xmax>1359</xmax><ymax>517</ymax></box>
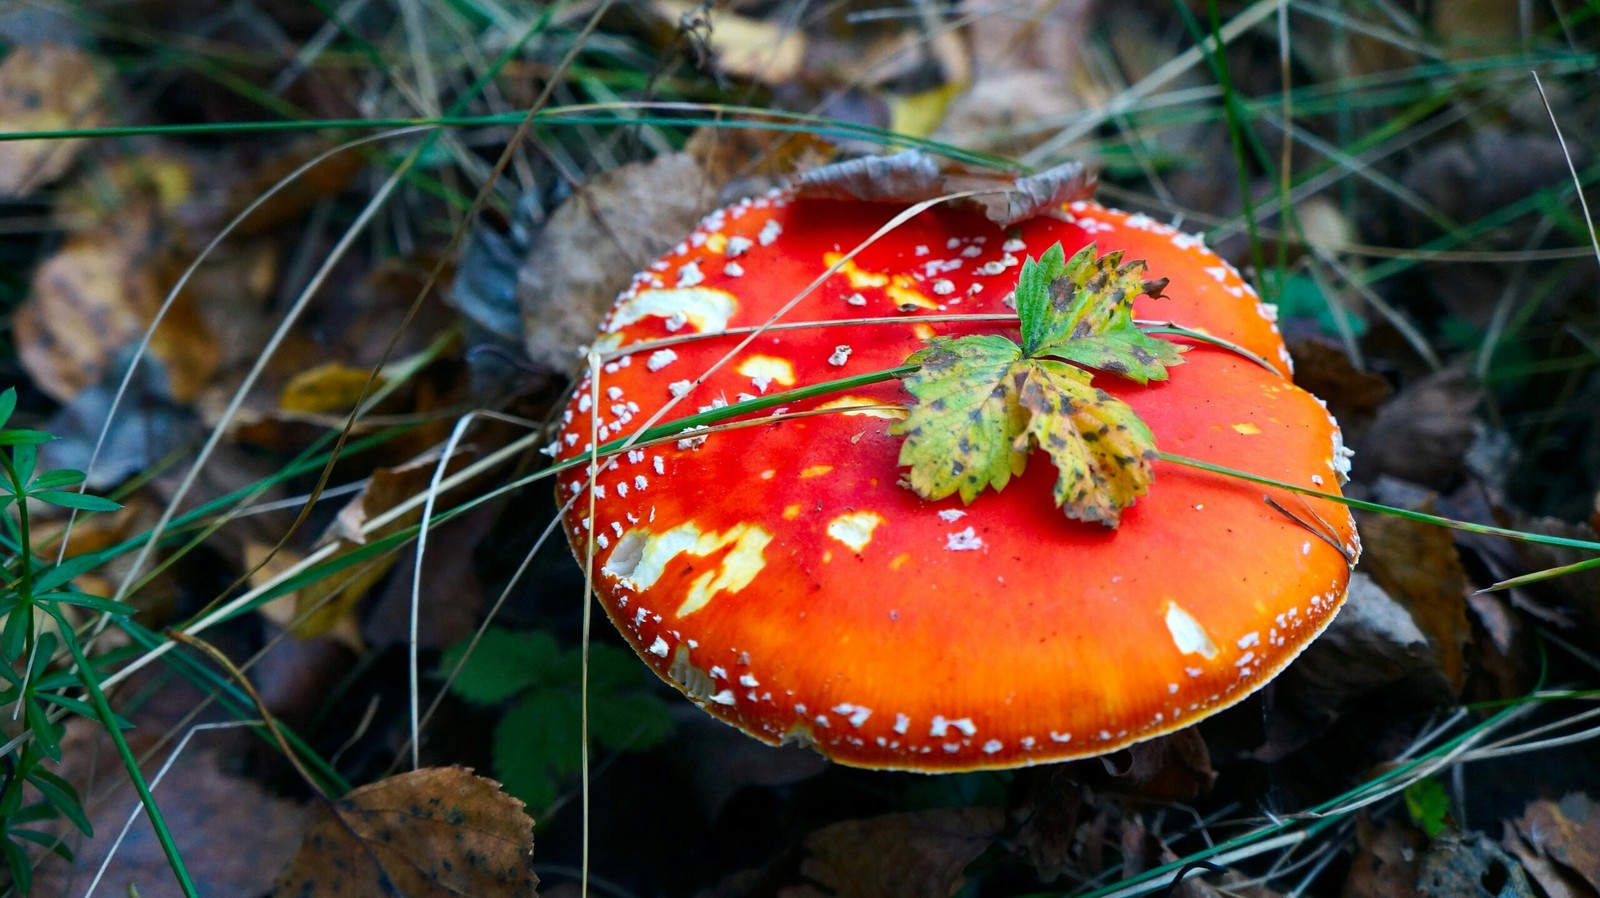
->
<box><xmin>272</xmin><ymin>767</ymin><xmax>537</xmax><ymax>898</ymax></box>
<box><xmin>250</xmin><ymin>542</ymin><xmax>364</xmax><ymax>651</ymax></box>
<box><xmin>1010</xmin><ymin>766</ymin><xmax>1085</xmax><ymax>882</ymax></box>
<box><xmin>0</xmin><ymin>44</ymin><xmax>109</xmax><ymax>195</ymax></box>
<box><xmin>893</xmin><ymin>244</ymin><xmax>1181</xmax><ymax>525</ymax></box>
<box><xmin>1353</xmin><ymin>369</ymin><xmax>1482</xmax><ymax>489</ymax></box>
<box><xmin>1506</xmin><ymin>794</ymin><xmax>1600</xmax><ymax>896</ymax></box>
<box><xmin>1120</xmin><ymin>813</ymin><xmax>1282</xmax><ymax>898</ymax></box>
<box><xmin>1343</xmin><ymin>815</ymin><xmax>1427</xmax><ymax>898</ymax></box>
<box><xmin>1415</xmin><ymin>832</ymin><xmax>1536</xmax><ymax>897</ymax></box>
<box><xmin>34</xmin><ymin>747</ymin><xmax>309</xmax><ymax>897</ymax></box>
<box><xmin>14</xmin><ymin>150</ymin><xmax>233</xmax><ymax>405</ymax></box>
<box><xmin>935</xmin><ymin>0</ymin><xmax>1097</xmax><ymax>156</ymax></box>
<box><xmin>797</xmin><ymin>808</ymin><xmax>1003</xmax><ymax>898</ymax></box>
<box><xmin>15</xmin><ymin>230</ymin><xmax>220</xmax><ymax>404</ymax></box>
<box><xmin>1113</xmin><ymin>728</ymin><xmax>1217</xmax><ymax>803</ymax></box>
<box><xmin>516</xmin><ymin>152</ymin><xmax>720</xmax><ymax>371</ymax></box>
<box><xmin>794</xmin><ymin>151</ymin><xmax>1097</xmax><ymax>228</ymax></box>
<box><xmin>1357</xmin><ymin>502</ymin><xmax>1472</xmax><ymax>693</ymax></box>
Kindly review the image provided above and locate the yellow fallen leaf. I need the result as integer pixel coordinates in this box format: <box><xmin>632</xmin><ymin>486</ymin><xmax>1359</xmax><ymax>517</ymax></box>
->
<box><xmin>0</xmin><ymin>44</ymin><xmax>109</xmax><ymax>196</ymax></box>
<box><xmin>278</xmin><ymin>362</ymin><xmax>384</xmax><ymax>415</ymax></box>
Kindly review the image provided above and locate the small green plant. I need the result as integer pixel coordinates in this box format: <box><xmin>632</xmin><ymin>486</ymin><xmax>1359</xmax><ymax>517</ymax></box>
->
<box><xmin>0</xmin><ymin>387</ymin><xmax>175</xmax><ymax>895</ymax></box>
<box><xmin>441</xmin><ymin>626</ymin><xmax>675</xmax><ymax>811</ymax></box>
<box><xmin>1403</xmin><ymin>775</ymin><xmax>1453</xmax><ymax>838</ymax></box>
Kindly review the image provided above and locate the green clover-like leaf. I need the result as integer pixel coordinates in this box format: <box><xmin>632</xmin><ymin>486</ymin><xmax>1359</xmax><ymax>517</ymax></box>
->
<box><xmin>893</xmin><ymin>242</ymin><xmax>1184</xmax><ymax>526</ymax></box>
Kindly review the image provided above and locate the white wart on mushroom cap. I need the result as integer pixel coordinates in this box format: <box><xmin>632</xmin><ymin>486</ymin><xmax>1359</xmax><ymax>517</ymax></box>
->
<box><xmin>554</xmin><ymin>191</ymin><xmax>1359</xmax><ymax>771</ymax></box>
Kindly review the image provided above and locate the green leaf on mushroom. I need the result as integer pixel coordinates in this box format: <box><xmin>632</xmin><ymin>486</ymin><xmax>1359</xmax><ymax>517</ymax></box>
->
<box><xmin>893</xmin><ymin>243</ymin><xmax>1185</xmax><ymax>526</ymax></box>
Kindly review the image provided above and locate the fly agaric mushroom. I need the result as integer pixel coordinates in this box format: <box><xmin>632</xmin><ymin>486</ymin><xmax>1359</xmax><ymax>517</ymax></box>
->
<box><xmin>551</xmin><ymin>173</ymin><xmax>1358</xmax><ymax>771</ymax></box>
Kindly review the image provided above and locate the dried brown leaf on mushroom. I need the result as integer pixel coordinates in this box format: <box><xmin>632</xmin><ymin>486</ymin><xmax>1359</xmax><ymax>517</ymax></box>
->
<box><xmin>272</xmin><ymin>767</ymin><xmax>538</xmax><ymax>898</ymax></box>
<box><xmin>516</xmin><ymin>152</ymin><xmax>725</xmax><ymax>371</ymax></box>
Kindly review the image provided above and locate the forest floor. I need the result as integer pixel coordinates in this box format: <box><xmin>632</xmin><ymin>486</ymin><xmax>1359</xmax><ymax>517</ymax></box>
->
<box><xmin>1</xmin><ymin>1</ymin><xmax>1599</xmax><ymax>896</ymax></box>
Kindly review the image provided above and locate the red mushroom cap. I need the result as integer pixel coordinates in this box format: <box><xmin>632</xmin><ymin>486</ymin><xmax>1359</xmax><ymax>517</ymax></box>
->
<box><xmin>553</xmin><ymin>190</ymin><xmax>1358</xmax><ymax>771</ymax></box>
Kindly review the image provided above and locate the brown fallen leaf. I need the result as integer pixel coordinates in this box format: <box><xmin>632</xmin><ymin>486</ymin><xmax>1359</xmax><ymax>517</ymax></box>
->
<box><xmin>1285</xmin><ymin>335</ymin><xmax>1393</xmax><ymax>440</ymax></box>
<box><xmin>273</xmin><ymin>767</ymin><xmax>537</xmax><ymax>898</ymax></box>
<box><xmin>1508</xmin><ymin>794</ymin><xmax>1600</xmax><ymax>894</ymax></box>
<box><xmin>1353</xmin><ymin>368</ymin><xmax>1482</xmax><ymax>490</ymax></box>
<box><xmin>0</xmin><ymin>44</ymin><xmax>110</xmax><ymax>196</ymax></box>
<box><xmin>1112</xmin><ymin>728</ymin><xmax>1217</xmax><ymax>803</ymax></box>
<box><xmin>15</xmin><ymin>158</ymin><xmax>224</xmax><ymax>404</ymax></box>
<box><xmin>516</xmin><ymin>152</ymin><xmax>722</xmax><ymax>371</ymax></box>
<box><xmin>935</xmin><ymin>0</ymin><xmax>1097</xmax><ymax>157</ymax></box>
<box><xmin>1357</xmin><ymin>500</ymin><xmax>1472</xmax><ymax>693</ymax></box>
<box><xmin>1120</xmin><ymin>813</ymin><xmax>1282</xmax><ymax>898</ymax></box>
<box><xmin>1503</xmin><ymin>517</ymin><xmax>1600</xmax><ymax>643</ymax></box>
<box><xmin>1009</xmin><ymin>766</ymin><xmax>1084</xmax><ymax>882</ymax></box>
<box><xmin>34</xmin><ymin>746</ymin><xmax>309</xmax><ymax>897</ymax></box>
<box><xmin>1343</xmin><ymin>815</ymin><xmax>1426</xmax><ymax>898</ymax></box>
<box><xmin>794</xmin><ymin>807</ymin><xmax>1003</xmax><ymax>898</ymax></box>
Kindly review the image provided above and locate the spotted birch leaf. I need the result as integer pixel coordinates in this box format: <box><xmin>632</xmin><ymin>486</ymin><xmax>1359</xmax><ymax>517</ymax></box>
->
<box><xmin>894</xmin><ymin>243</ymin><xmax>1184</xmax><ymax>525</ymax></box>
<box><xmin>894</xmin><ymin>335</ymin><xmax>1025</xmax><ymax>504</ymax></box>
<box><xmin>1033</xmin><ymin>246</ymin><xmax>1183</xmax><ymax>384</ymax></box>
<box><xmin>1015</xmin><ymin>362</ymin><xmax>1158</xmax><ymax>525</ymax></box>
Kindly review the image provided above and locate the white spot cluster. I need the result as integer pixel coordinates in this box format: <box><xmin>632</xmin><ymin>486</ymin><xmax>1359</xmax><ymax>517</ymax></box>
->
<box><xmin>945</xmin><ymin>527</ymin><xmax>984</xmax><ymax>551</ymax></box>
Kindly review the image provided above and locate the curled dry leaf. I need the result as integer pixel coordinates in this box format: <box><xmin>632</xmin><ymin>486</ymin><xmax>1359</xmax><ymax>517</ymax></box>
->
<box><xmin>1506</xmin><ymin>793</ymin><xmax>1600</xmax><ymax>896</ymax></box>
<box><xmin>0</xmin><ymin>44</ymin><xmax>109</xmax><ymax>196</ymax></box>
<box><xmin>792</xmin><ymin>150</ymin><xmax>1097</xmax><ymax>227</ymax></box>
<box><xmin>516</xmin><ymin>152</ymin><xmax>720</xmax><ymax>371</ymax></box>
<box><xmin>272</xmin><ymin>767</ymin><xmax>537</xmax><ymax>898</ymax></box>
